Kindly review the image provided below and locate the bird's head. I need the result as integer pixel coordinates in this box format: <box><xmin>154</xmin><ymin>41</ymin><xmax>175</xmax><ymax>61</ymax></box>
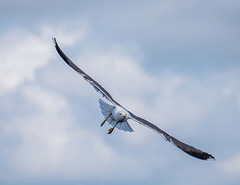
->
<box><xmin>119</xmin><ymin>112</ymin><xmax>127</xmax><ymax>120</ymax></box>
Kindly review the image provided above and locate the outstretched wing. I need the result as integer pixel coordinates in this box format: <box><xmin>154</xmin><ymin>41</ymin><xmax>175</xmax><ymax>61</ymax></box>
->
<box><xmin>130</xmin><ymin>112</ymin><xmax>215</xmax><ymax>160</ymax></box>
<box><xmin>53</xmin><ymin>38</ymin><xmax>214</xmax><ymax>160</ymax></box>
<box><xmin>53</xmin><ymin>38</ymin><xmax>120</xmax><ymax>106</ymax></box>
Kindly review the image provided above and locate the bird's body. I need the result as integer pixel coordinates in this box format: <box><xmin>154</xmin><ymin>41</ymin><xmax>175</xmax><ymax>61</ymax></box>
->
<box><xmin>53</xmin><ymin>38</ymin><xmax>215</xmax><ymax>160</ymax></box>
<box><xmin>111</xmin><ymin>105</ymin><xmax>128</xmax><ymax>122</ymax></box>
<box><xmin>99</xmin><ymin>99</ymin><xmax>133</xmax><ymax>132</ymax></box>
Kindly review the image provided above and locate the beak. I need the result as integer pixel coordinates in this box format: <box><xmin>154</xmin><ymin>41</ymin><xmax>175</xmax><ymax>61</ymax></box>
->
<box><xmin>123</xmin><ymin>115</ymin><xmax>126</xmax><ymax>118</ymax></box>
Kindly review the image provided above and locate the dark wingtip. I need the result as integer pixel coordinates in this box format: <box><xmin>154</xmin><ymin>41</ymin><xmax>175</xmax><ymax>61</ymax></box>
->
<box><xmin>52</xmin><ymin>37</ymin><xmax>57</xmax><ymax>47</ymax></box>
<box><xmin>169</xmin><ymin>137</ymin><xmax>215</xmax><ymax>160</ymax></box>
<box><xmin>204</xmin><ymin>154</ymin><xmax>215</xmax><ymax>161</ymax></box>
<box><xmin>186</xmin><ymin>150</ymin><xmax>215</xmax><ymax>160</ymax></box>
<box><xmin>208</xmin><ymin>154</ymin><xmax>215</xmax><ymax>160</ymax></box>
<box><xmin>203</xmin><ymin>152</ymin><xmax>215</xmax><ymax>160</ymax></box>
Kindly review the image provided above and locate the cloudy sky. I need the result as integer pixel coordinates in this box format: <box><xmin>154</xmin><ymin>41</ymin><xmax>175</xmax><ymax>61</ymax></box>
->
<box><xmin>1</xmin><ymin>0</ymin><xmax>240</xmax><ymax>184</ymax></box>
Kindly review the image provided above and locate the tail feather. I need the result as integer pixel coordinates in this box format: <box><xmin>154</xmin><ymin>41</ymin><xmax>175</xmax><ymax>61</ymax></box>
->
<box><xmin>122</xmin><ymin>122</ymin><xmax>127</xmax><ymax>131</ymax></box>
<box><xmin>111</xmin><ymin>121</ymin><xmax>133</xmax><ymax>132</ymax></box>
<box><xmin>125</xmin><ymin>121</ymin><xmax>134</xmax><ymax>132</ymax></box>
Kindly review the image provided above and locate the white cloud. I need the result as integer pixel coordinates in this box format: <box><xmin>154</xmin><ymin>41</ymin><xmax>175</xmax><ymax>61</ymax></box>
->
<box><xmin>0</xmin><ymin>25</ymin><xmax>85</xmax><ymax>95</ymax></box>
<box><xmin>23</xmin><ymin>85</ymin><xmax>68</xmax><ymax>114</ymax></box>
<box><xmin>0</xmin><ymin>84</ymin><xmax>146</xmax><ymax>181</ymax></box>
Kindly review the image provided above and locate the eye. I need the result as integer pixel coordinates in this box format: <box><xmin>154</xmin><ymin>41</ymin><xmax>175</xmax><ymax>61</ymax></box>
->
<box><xmin>120</xmin><ymin>113</ymin><xmax>122</xmax><ymax>115</ymax></box>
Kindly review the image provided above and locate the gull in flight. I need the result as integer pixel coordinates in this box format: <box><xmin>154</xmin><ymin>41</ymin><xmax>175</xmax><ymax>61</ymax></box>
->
<box><xmin>53</xmin><ymin>38</ymin><xmax>215</xmax><ymax>160</ymax></box>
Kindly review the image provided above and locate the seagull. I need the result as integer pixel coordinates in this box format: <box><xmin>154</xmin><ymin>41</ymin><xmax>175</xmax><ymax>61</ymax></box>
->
<box><xmin>53</xmin><ymin>38</ymin><xmax>215</xmax><ymax>160</ymax></box>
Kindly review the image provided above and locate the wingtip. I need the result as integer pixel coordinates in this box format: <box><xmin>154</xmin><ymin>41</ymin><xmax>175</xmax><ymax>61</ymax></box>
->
<box><xmin>208</xmin><ymin>154</ymin><xmax>215</xmax><ymax>160</ymax></box>
<box><xmin>197</xmin><ymin>152</ymin><xmax>215</xmax><ymax>160</ymax></box>
<box><xmin>186</xmin><ymin>151</ymin><xmax>215</xmax><ymax>160</ymax></box>
<box><xmin>52</xmin><ymin>37</ymin><xmax>57</xmax><ymax>47</ymax></box>
<box><xmin>205</xmin><ymin>151</ymin><xmax>215</xmax><ymax>160</ymax></box>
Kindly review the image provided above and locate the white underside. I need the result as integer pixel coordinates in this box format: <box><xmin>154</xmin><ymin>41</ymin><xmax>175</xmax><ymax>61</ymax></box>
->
<box><xmin>99</xmin><ymin>99</ymin><xmax>134</xmax><ymax>132</ymax></box>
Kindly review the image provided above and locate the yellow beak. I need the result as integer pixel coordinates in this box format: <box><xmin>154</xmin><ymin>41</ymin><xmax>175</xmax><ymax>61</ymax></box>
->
<box><xmin>123</xmin><ymin>115</ymin><xmax>126</xmax><ymax>118</ymax></box>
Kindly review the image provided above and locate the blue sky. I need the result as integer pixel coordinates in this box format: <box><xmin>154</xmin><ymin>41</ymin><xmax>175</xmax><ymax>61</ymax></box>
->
<box><xmin>0</xmin><ymin>0</ymin><xmax>240</xmax><ymax>184</ymax></box>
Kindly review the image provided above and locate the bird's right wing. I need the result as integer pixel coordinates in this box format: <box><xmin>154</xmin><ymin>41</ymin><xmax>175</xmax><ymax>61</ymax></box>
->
<box><xmin>130</xmin><ymin>112</ymin><xmax>215</xmax><ymax>160</ymax></box>
<box><xmin>53</xmin><ymin>38</ymin><xmax>120</xmax><ymax>107</ymax></box>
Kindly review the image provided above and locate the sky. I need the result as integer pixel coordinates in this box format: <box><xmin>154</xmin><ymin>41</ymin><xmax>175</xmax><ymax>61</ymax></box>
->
<box><xmin>0</xmin><ymin>0</ymin><xmax>240</xmax><ymax>184</ymax></box>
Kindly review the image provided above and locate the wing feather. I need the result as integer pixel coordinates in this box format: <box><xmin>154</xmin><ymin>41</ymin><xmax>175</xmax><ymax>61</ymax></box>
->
<box><xmin>53</xmin><ymin>38</ymin><xmax>120</xmax><ymax>106</ymax></box>
<box><xmin>130</xmin><ymin>113</ymin><xmax>215</xmax><ymax>160</ymax></box>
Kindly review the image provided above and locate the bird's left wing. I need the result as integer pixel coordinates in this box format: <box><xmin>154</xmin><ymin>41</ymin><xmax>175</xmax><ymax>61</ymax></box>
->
<box><xmin>53</xmin><ymin>38</ymin><xmax>119</xmax><ymax>106</ymax></box>
<box><xmin>129</xmin><ymin>112</ymin><xmax>215</xmax><ymax>160</ymax></box>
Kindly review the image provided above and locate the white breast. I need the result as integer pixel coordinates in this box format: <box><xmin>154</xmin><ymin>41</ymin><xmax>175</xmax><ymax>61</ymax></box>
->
<box><xmin>98</xmin><ymin>99</ymin><xmax>134</xmax><ymax>132</ymax></box>
<box><xmin>112</xmin><ymin>106</ymin><xmax>127</xmax><ymax>121</ymax></box>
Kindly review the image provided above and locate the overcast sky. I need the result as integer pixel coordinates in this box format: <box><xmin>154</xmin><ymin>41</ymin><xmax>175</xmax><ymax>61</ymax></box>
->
<box><xmin>0</xmin><ymin>0</ymin><xmax>240</xmax><ymax>185</ymax></box>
